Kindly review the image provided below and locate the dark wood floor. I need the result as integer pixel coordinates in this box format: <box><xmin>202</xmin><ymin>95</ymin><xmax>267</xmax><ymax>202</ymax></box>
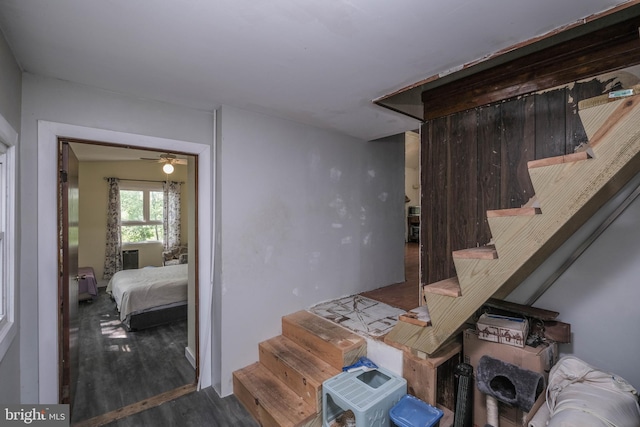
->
<box><xmin>73</xmin><ymin>244</ymin><xmax>419</xmax><ymax>426</ymax></box>
<box><xmin>360</xmin><ymin>242</ymin><xmax>420</xmax><ymax>311</ymax></box>
<box><xmin>71</xmin><ymin>289</ymin><xmax>257</xmax><ymax>427</ymax></box>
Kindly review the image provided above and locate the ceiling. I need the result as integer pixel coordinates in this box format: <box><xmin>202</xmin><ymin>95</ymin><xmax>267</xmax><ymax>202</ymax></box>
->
<box><xmin>0</xmin><ymin>0</ymin><xmax>632</xmax><ymax>142</ymax></box>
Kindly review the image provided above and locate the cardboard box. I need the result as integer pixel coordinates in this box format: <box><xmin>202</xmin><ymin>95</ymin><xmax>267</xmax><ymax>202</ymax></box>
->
<box><xmin>476</xmin><ymin>313</ymin><xmax>529</xmax><ymax>348</ymax></box>
<box><xmin>463</xmin><ymin>329</ymin><xmax>557</xmax><ymax>427</ymax></box>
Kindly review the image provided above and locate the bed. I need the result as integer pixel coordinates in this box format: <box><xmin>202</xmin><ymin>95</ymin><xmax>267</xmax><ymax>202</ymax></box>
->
<box><xmin>106</xmin><ymin>263</ymin><xmax>188</xmax><ymax>330</ymax></box>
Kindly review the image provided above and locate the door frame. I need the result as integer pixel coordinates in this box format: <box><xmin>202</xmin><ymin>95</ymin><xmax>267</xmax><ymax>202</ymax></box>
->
<box><xmin>37</xmin><ymin>120</ymin><xmax>214</xmax><ymax>402</ymax></box>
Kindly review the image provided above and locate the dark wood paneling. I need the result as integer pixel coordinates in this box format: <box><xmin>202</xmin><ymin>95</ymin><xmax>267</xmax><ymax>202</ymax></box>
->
<box><xmin>420</xmin><ymin>121</ymin><xmax>431</xmax><ymax>284</ymax></box>
<box><xmin>424</xmin><ymin>117</ymin><xmax>452</xmax><ymax>283</ymax></box>
<box><xmin>501</xmin><ymin>97</ymin><xmax>536</xmax><ymax>207</ymax></box>
<box><xmin>422</xmin><ymin>15</ymin><xmax>640</xmax><ymax>120</ymax></box>
<box><xmin>477</xmin><ymin>104</ymin><xmax>502</xmax><ymax>245</ymax></box>
<box><xmin>535</xmin><ymin>88</ymin><xmax>567</xmax><ymax>159</ymax></box>
<box><xmin>449</xmin><ymin>109</ymin><xmax>478</xmax><ymax>251</ymax></box>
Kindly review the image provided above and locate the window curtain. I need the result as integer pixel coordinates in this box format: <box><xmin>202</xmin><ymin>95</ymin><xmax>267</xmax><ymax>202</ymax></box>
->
<box><xmin>103</xmin><ymin>177</ymin><xmax>122</xmax><ymax>279</ymax></box>
<box><xmin>163</xmin><ymin>181</ymin><xmax>181</xmax><ymax>251</ymax></box>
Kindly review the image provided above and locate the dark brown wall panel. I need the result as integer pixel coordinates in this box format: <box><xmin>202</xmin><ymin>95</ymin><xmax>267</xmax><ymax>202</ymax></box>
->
<box><xmin>449</xmin><ymin>109</ymin><xmax>478</xmax><ymax>252</ymax></box>
<box><xmin>501</xmin><ymin>97</ymin><xmax>536</xmax><ymax>207</ymax></box>
<box><xmin>424</xmin><ymin>116</ymin><xmax>453</xmax><ymax>283</ymax></box>
<box><xmin>535</xmin><ymin>89</ymin><xmax>567</xmax><ymax>159</ymax></box>
<box><xmin>477</xmin><ymin>104</ymin><xmax>502</xmax><ymax>245</ymax></box>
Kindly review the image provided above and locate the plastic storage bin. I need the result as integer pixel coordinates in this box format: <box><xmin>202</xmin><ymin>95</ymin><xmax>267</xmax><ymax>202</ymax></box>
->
<box><xmin>323</xmin><ymin>366</ymin><xmax>407</xmax><ymax>427</ymax></box>
<box><xmin>389</xmin><ymin>394</ymin><xmax>444</xmax><ymax>427</ymax></box>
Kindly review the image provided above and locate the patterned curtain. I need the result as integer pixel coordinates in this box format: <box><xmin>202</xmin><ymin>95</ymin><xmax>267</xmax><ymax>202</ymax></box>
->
<box><xmin>103</xmin><ymin>178</ymin><xmax>122</xmax><ymax>279</ymax></box>
<box><xmin>163</xmin><ymin>181</ymin><xmax>181</xmax><ymax>251</ymax></box>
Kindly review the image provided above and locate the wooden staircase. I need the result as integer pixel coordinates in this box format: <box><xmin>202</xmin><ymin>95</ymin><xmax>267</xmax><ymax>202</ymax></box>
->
<box><xmin>385</xmin><ymin>91</ymin><xmax>640</xmax><ymax>355</ymax></box>
<box><xmin>233</xmin><ymin>310</ymin><xmax>367</xmax><ymax>427</ymax></box>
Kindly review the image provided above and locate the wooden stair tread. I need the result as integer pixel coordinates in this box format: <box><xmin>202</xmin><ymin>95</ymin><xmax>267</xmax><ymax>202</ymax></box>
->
<box><xmin>233</xmin><ymin>362</ymin><xmax>316</xmax><ymax>427</ymax></box>
<box><xmin>452</xmin><ymin>245</ymin><xmax>497</xmax><ymax>260</ymax></box>
<box><xmin>527</xmin><ymin>151</ymin><xmax>590</xmax><ymax>169</ymax></box>
<box><xmin>486</xmin><ymin>207</ymin><xmax>541</xmax><ymax>218</ymax></box>
<box><xmin>259</xmin><ymin>335</ymin><xmax>340</xmax><ymax>411</ymax></box>
<box><xmin>282</xmin><ymin>310</ymin><xmax>366</xmax><ymax>370</ymax></box>
<box><xmin>423</xmin><ymin>277</ymin><xmax>461</xmax><ymax>298</ymax></box>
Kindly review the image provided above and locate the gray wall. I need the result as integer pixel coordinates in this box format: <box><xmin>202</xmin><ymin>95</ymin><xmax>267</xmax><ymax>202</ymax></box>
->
<box><xmin>215</xmin><ymin>105</ymin><xmax>405</xmax><ymax>394</ymax></box>
<box><xmin>0</xmin><ymin>29</ymin><xmax>21</xmax><ymax>404</ymax></box>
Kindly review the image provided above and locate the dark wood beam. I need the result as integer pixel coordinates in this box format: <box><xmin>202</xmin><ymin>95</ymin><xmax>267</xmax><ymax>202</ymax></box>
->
<box><xmin>422</xmin><ymin>16</ymin><xmax>640</xmax><ymax>120</ymax></box>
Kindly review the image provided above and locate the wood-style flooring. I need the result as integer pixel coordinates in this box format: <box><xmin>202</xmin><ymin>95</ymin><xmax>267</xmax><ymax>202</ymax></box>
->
<box><xmin>72</xmin><ymin>244</ymin><xmax>419</xmax><ymax>426</ymax></box>
<box><xmin>72</xmin><ymin>289</ymin><xmax>258</xmax><ymax>427</ymax></box>
<box><xmin>360</xmin><ymin>242</ymin><xmax>420</xmax><ymax>311</ymax></box>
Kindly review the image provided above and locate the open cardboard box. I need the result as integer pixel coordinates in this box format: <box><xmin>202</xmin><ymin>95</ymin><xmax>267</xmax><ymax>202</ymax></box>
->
<box><xmin>463</xmin><ymin>329</ymin><xmax>557</xmax><ymax>427</ymax></box>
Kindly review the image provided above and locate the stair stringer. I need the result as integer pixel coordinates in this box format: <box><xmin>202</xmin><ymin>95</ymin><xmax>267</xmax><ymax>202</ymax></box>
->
<box><xmin>385</xmin><ymin>94</ymin><xmax>640</xmax><ymax>355</ymax></box>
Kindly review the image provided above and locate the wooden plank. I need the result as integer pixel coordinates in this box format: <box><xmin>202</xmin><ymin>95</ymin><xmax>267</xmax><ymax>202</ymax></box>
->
<box><xmin>426</xmin><ymin>116</ymin><xmax>452</xmax><ymax>284</ymax></box>
<box><xmin>281</xmin><ymin>311</ymin><xmax>366</xmax><ymax>371</ymax></box>
<box><xmin>484</xmin><ymin>298</ymin><xmax>559</xmax><ymax>321</ymax></box>
<box><xmin>477</xmin><ymin>104</ymin><xmax>502</xmax><ymax>246</ymax></box>
<box><xmin>72</xmin><ymin>384</ymin><xmax>197</xmax><ymax>427</ymax></box>
<box><xmin>233</xmin><ymin>362</ymin><xmax>316</xmax><ymax>427</ymax></box>
<box><xmin>449</xmin><ymin>109</ymin><xmax>479</xmax><ymax>253</ymax></box>
<box><xmin>399</xmin><ymin>306</ymin><xmax>432</xmax><ymax>327</ymax></box>
<box><xmin>452</xmin><ymin>245</ymin><xmax>497</xmax><ymax>260</ymax></box>
<box><xmin>535</xmin><ymin>88</ymin><xmax>567</xmax><ymax>159</ymax></box>
<box><xmin>486</xmin><ymin>207</ymin><xmax>541</xmax><ymax>218</ymax></box>
<box><xmin>421</xmin><ymin>16</ymin><xmax>640</xmax><ymax>120</ymax></box>
<box><xmin>258</xmin><ymin>336</ymin><xmax>339</xmax><ymax>412</ymax></box>
<box><xmin>501</xmin><ymin>96</ymin><xmax>536</xmax><ymax>208</ymax></box>
<box><xmin>420</xmin><ymin>121</ymin><xmax>431</xmax><ymax>286</ymax></box>
<box><xmin>423</xmin><ymin>277</ymin><xmax>461</xmax><ymax>298</ymax></box>
<box><xmin>528</xmin><ymin>151</ymin><xmax>590</xmax><ymax>168</ymax></box>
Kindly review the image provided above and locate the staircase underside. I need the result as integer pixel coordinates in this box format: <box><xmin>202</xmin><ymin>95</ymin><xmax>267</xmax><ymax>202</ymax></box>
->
<box><xmin>385</xmin><ymin>94</ymin><xmax>640</xmax><ymax>355</ymax></box>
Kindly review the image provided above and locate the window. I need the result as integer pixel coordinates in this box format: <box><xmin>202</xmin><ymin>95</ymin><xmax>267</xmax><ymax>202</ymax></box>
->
<box><xmin>0</xmin><ymin>134</ymin><xmax>16</xmax><ymax>361</ymax></box>
<box><xmin>120</xmin><ymin>181</ymin><xmax>164</xmax><ymax>243</ymax></box>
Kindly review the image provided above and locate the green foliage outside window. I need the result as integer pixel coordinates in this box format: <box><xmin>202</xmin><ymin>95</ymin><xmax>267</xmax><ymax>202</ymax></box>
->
<box><xmin>120</xmin><ymin>189</ymin><xmax>164</xmax><ymax>243</ymax></box>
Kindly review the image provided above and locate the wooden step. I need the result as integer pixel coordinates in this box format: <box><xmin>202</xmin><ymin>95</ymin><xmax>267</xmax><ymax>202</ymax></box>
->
<box><xmin>259</xmin><ymin>335</ymin><xmax>340</xmax><ymax>412</ymax></box>
<box><xmin>486</xmin><ymin>207</ymin><xmax>541</xmax><ymax>218</ymax></box>
<box><xmin>233</xmin><ymin>362</ymin><xmax>317</xmax><ymax>427</ymax></box>
<box><xmin>282</xmin><ymin>311</ymin><xmax>366</xmax><ymax>371</ymax></box>
<box><xmin>452</xmin><ymin>245</ymin><xmax>497</xmax><ymax>260</ymax></box>
<box><xmin>527</xmin><ymin>151</ymin><xmax>591</xmax><ymax>169</ymax></box>
<box><xmin>422</xmin><ymin>277</ymin><xmax>461</xmax><ymax>298</ymax></box>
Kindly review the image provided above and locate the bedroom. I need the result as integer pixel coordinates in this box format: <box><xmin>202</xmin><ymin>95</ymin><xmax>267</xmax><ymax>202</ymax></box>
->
<box><xmin>68</xmin><ymin>142</ymin><xmax>198</xmax><ymax>422</ymax></box>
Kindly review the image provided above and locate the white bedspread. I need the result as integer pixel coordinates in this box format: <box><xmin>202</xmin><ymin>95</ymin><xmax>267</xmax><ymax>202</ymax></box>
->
<box><xmin>107</xmin><ymin>264</ymin><xmax>188</xmax><ymax>321</ymax></box>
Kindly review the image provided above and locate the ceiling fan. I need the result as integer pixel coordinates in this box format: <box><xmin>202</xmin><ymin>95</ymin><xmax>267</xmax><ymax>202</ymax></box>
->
<box><xmin>140</xmin><ymin>153</ymin><xmax>187</xmax><ymax>174</ymax></box>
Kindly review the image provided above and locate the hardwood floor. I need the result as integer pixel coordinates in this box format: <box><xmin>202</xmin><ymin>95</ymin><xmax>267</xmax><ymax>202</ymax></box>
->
<box><xmin>360</xmin><ymin>242</ymin><xmax>420</xmax><ymax>311</ymax></box>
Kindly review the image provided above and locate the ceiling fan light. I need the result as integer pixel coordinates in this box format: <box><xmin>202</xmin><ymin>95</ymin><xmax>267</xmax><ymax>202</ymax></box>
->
<box><xmin>162</xmin><ymin>163</ymin><xmax>174</xmax><ymax>174</ymax></box>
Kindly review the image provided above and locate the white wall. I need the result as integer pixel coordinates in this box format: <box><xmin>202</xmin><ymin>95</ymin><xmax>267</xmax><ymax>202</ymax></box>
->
<box><xmin>0</xmin><ymin>29</ymin><xmax>21</xmax><ymax>404</ymax></box>
<box><xmin>216</xmin><ymin>105</ymin><xmax>405</xmax><ymax>395</ymax></box>
<box><xmin>509</xmin><ymin>171</ymin><xmax>640</xmax><ymax>389</ymax></box>
<box><xmin>20</xmin><ymin>74</ymin><xmax>214</xmax><ymax>402</ymax></box>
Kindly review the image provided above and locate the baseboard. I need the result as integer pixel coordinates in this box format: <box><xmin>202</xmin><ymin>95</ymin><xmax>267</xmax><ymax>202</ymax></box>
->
<box><xmin>185</xmin><ymin>346</ymin><xmax>196</xmax><ymax>369</ymax></box>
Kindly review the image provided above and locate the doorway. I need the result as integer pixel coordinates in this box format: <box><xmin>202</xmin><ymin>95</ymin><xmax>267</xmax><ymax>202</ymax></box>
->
<box><xmin>59</xmin><ymin>140</ymin><xmax>200</xmax><ymax>423</ymax></box>
<box><xmin>37</xmin><ymin>120</ymin><xmax>214</xmax><ymax>407</ymax></box>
